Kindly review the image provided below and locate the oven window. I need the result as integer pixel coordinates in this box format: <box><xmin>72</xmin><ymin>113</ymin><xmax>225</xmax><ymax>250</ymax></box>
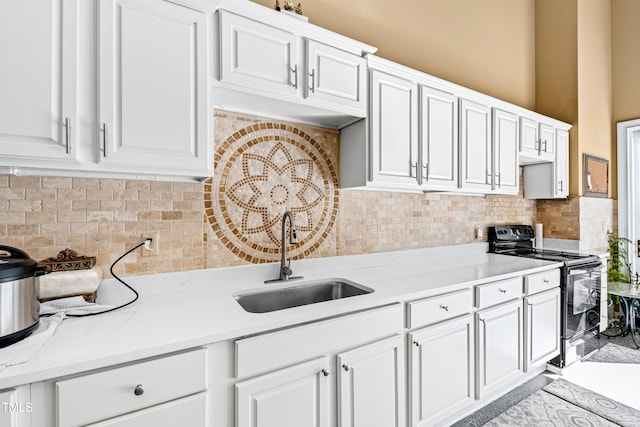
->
<box><xmin>566</xmin><ymin>267</ymin><xmax>601</xmax><ymax>336</ymax></box>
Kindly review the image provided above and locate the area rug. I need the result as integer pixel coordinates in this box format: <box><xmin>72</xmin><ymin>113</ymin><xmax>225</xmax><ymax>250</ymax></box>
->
<box><xmin>587</xmin><ymin>342</ymin><xmax>640</xmax><ymax>364</ymax></box>
<box><xmin>482</xmin><ymin>379</ymin><xmax>640</xmax><ymax>426</ymax></box>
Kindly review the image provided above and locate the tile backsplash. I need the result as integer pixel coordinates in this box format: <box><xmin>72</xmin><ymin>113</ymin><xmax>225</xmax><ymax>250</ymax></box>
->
<box><xmin>0</xmin><ymin>111</ymin><xmax>615</xmax><ymax>278</ymax></box>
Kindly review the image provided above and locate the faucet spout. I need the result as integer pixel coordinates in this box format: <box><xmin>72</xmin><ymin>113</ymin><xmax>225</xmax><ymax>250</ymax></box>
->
<box><xmin>265</xmin><ymin>211</ymin><xmax>303</xmax><ymax>283</ymax></box>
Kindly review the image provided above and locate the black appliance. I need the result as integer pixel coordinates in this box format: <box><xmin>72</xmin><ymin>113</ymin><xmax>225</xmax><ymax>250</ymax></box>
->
<box><xmin>488</xmin><ymin>225</ymin><xmax>603</xmax><ymax>368</ymax></box>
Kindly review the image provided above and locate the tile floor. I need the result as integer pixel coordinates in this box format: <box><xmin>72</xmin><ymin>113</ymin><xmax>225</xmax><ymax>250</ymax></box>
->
<box><xmin>452</xmin><ymin>331</ymin><xmax>640</xmax><ymax>427</ymax></box>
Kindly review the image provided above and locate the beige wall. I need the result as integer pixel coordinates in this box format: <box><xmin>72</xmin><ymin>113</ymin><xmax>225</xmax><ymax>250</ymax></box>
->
<box><xmin>612</xmin><ymin>0</ymin><xmax>640</xmax><ymax>199</ymax></box>
<box><xmin>252</xmin><ymin>0</ymin><xmax>536</xmax><ymax>109</ymax></box>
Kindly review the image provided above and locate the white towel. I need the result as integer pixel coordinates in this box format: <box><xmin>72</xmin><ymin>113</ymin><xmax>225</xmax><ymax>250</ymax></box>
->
<box><xmin>39</xmin><ymin>296</ymin><xmax>114</xmax><ymax>316</ymax></box>
<box><xmin>0</xmin><ymin>313</ymin><xmax>65</xmax><ymax>372</ymax></box>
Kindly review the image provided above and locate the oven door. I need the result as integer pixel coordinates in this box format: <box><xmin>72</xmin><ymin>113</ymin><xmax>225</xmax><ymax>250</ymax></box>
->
<box><xmin>565</xmin><ymin>263</ymin><xmax>602</xmax><ymax>337</ymax></box>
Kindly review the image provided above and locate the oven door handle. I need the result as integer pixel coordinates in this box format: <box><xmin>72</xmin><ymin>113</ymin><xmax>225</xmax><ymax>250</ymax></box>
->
<box><xmin>568</xmin><ymin>265</ymin><xmax>602</xmax><ymax>276</ymax></box>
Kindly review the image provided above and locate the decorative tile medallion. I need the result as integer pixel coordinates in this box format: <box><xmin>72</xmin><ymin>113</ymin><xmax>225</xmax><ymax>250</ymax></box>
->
<box><xmin>205</xmin><ymin>120</ymin><xmax>338</xmax><ymax>263</ymax></box>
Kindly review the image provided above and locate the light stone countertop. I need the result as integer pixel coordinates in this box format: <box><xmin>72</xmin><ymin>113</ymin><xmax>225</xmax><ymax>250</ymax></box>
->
<box><xmin>0</xmin><ymin>243</ymin><xmax>562</xmax><ymax>389</ymax></box>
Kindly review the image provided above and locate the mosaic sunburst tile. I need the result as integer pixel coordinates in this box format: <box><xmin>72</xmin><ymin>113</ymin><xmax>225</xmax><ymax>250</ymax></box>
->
<box><xmin>205</xmin><ymin>114</ymin><xmax>338</xmax><ymax>263</ymax></box>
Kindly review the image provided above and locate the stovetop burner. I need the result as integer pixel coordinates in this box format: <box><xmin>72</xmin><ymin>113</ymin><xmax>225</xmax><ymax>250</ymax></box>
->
<box><xmin>488</xmin><ymin>225</ymin><xmax>601</xmax><ymax>266</ymax></box>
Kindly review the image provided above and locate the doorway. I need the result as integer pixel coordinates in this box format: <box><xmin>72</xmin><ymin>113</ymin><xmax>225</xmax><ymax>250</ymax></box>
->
<box><xmin>617</xmin><ymin>119</ymin><xmax>640</xmax><ymax>276</ymax></box>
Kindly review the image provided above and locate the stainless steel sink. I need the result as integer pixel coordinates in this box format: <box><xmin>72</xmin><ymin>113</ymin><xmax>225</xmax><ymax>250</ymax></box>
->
<box><xmin>234</xmin><ymin>279</ymin><xmax>374</xmax><ymax>313</ymax></box>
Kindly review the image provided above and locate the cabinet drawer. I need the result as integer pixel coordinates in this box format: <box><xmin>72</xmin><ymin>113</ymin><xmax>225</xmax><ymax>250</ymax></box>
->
<box><xmin>476</xmin><ymin>277</ymin><xmax>522</xmax><ymax>309</ymax></box>
<box><xmin>87</xmin><ymin>393</ymin><xmax>206</xmax><ymax>427</ymax></box>
<box><xmin>57</xmin><ymin>348</ymin><xmax>206</xmax><ymax>427</ymax></box>
<box><xmin>525</xmin><ymin>269</ymin><xmax>560</xmax><ymax>295</ymax></box>
<box><xmin>407</xmin><ymin>288</ymin><xmax>473</xmax><ymax>329</ymax></box>
<box><xmin>236</xmin><ymin>303</ymin><xmax>403</xmax><ymax>379</ymax></box>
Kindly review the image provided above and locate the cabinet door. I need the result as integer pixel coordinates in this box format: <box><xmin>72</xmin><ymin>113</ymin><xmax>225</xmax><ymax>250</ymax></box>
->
<box><xmin>460</xmin><ymin>99</ymin><xmax>491</xmax><ymax>192</ymax></box>
<box><xmin>86</xmin><ymin>393</ymin><xmax>206</xmax><ymax>427</ymax></box>
<box><xmin>419</xmin><ymin>86</ymin><xmax>458</xmax><ymax>191</ymax></box>
<box><xmin>410</xmin><ymin>315</ymin><xmax>474</xmax><ymax>427</ymax></box>
<box><xmin>0</xmin><ymin>0</ymin><xmax>78</xmax><ymax>164</ymax></box>
<box><xmin>539</xmin><ymin>123</ymin><xmax>555</xmax><ymax>156</ymax></box>
<box><xmin>337</xmin><ymin>334</ymin><xmax>405</xmax><ymax>427</ymax></box>
<box><xmin>236</xmin><ymin>357</ymin><xmax>331</xmax><ymax>427</ymax></box>
<box><xmin>476</xmin><ymin>299</ymin><xmax>523</xmax><ymax>398</ymax></box>
<box><xmin>492</xmin><ymin>109</ymin><xmax>519</xmax><ymax>195</ymax></box>
<box><xmin>524</xmin><ymin>288</ymin><xmax>560</xmax><ymax>371</ymax></box>
<box><xmin>554</xmin><ymin>129</ymin><xmax>569</xmax><ymax>198</ymax></box>
<box><xmin>519</xmin><ymin>117</ymin><xmax>538</xmax><ymax>155</ymax></box>
<box><xmin>306</xmin><ymin>40</ymin><xmax>365</xmax><ymax>114</ymax></box>
<box><xmin>99</xmin><ymin>0</ymin><xmax>211</xmax><ymax>176</ymax></box>
<box><xmin>220</xmin><ymin>11</ymin><xmax>298</xmax><ymax>97</ymax></box>
<box><xmin>0</xmin><ymin>386</ymin><xmax>31</xmax><ymax>427</ymax></box>
<box><xmin>369</xmin><ymin>70</ymin><xmax>418</xmax><ymax>188</ymax></box>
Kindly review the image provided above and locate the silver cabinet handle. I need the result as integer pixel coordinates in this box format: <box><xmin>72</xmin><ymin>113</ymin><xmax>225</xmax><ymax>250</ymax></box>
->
<box><xmin>498</xmin><ymin>288</ymin><xmax>507</xmax><ymax>294</ymax></box>
<box><xmin>101</xmin><ymin>123</ymin><xmax>108</xmax><ymax>157</ymax></box>
<box><xmin>64</xmin><ymin>117</ymin><xmax>71</xmax><ymax>154</ymax></box>
<box><xmin>290</xmin><ymin>64</ymin><xmax>298</xmax><ymax>89</ymax></box>
<box><xmin>342</xmin><ymin>364</ymin><xmax>351</xmax><ymax>372</ymax></box>
<box><xmin>558</xmin><ymin>180</ymin><xmax>564</xmax><ymax>193</ymax></box>
<box><xmin>422</xmin><ymin>163</ymin><xmax>428</xmax><ymax>180</ymax></box>
<box><xmin>543</xmin><ymin>278</ymin><xmax>549</xmax><ymax>283</ymax></box>
<box><xmin>542</xmin><ymin>140</ymin><xmax>548</xmax><ymax>152</ymax></box>
<box><xmin>308</xmin><ymin>69</ymin><xmax>315</xmax><ymax>93</ymax></box>
<box><xmin>134</xmin><ymin>384</ymin><xmax>145</xmax><ymax>396</ymax></box>
<box><xmin>411</xmin><ymin>162</ymin><xmax>418</xmax><ymax>179</ymax></box>
<box><xmin>439</xmin><ymin>304</ymin><xmax>449</xmax><ymax>311</ymax></box>
<box><xmin>321</xmin><ymin>368</ymin><xmax>329</xmax><ymax>377</ymax></box>
<box><xmin>495</xmin><ymin>173</ymin><xmax>501</xmax><ymax>187</ymax></box>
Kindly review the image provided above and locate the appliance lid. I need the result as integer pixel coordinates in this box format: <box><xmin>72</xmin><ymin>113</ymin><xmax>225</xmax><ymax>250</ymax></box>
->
<box><xmin>0</xmin><ymin>246</ymin><xmax>37</xmax><ymax>283</ymax></box>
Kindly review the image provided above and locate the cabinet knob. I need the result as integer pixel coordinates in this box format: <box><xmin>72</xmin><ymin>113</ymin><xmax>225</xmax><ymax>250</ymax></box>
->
<box><xmin>543</xmin><ymin>278</ymin><xmax>549</xmax><ymax>283</ymax></box>
<box><xmin>498</xmin><ymin>288</ymin><xmax>507</xmax><ymax>294</ymax></box>
<box><xmin>321</xmin><ymin>369</ymin><xmax>330</xmax><ymax>377</ymax></box>
<box><xmin>439</xmin><ymin>304</ymin><xmax>449</xmax><ymax>311</ymax></box>
<box><xmin>342</xmin><ymin>364</ymin><xmax>351</xmax><ymax>372</ymax></box>
<box><xmin>133</xmin><ymin>384</ymin><xmax>145</xmax><ymax>396</ymax></box>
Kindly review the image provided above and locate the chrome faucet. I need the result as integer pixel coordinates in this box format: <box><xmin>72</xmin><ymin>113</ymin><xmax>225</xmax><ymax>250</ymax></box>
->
<box><xmin>265</xmin><ymin>211</ymin><xmax>303</xmax><ymax>283</ymax></box>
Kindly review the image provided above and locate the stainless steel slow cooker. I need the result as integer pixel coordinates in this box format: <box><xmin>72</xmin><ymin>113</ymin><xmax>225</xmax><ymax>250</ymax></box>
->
<box><xmin>0</xmin><ymin>246</ymin><xmax>46</xmax><ymax>347</ymax></box>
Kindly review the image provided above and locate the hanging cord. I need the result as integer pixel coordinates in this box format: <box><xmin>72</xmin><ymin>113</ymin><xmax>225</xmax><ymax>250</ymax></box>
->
<box><xmin>41</xmin><ymin>240</ymin><xmax>146</xmax><ymax>318</ymax></box>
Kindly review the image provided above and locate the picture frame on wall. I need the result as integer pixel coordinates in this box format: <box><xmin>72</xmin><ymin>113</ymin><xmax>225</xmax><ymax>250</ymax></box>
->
<box><xmin>584</xmin><ymin>154</ymin><xmax>608</xmax><ymax>198</ymax></box>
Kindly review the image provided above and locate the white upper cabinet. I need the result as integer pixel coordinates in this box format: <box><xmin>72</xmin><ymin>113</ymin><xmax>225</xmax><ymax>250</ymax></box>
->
<box><xmin>0</xmin><ymin>0</ymin><xmax>79</xmax><ymax>167</ymax></box>
<box><xmin>523</xmin><ymin>128</ymin><xmax>569</xmax><ymax>199</ymax></box>
<box><xmin>98</xmin><ymin>0</ymin><xmax>212</xmax><ymax>177</ymax></box>
<box><xmin>418</xmin><ymin>86</ymin><xmax>458</xmax><ymax>191</ymax></box>
<box><xmin>220</xmin><ymin>11</ymin><xmax>298</xmax><ymax>97</ymax></box>
<box><xmin>460</xmin><ymin>99</ymin><xmax>492</xmax><ymax>192</ymax></box>
<box><xmin>216</xmin><ymin>8</ymin><xmax>371</xmax><ymax>127</ymax></box>
<box><xmin>519</xmin><ymin>116</ymin><xmax>555</xmax><ymax>164</ymax></box>
<box><xmin>554</xmin><ymin>129</ymin><xmax>569</xmax><ymax>197</ymax></box>
<box><xmin>369</xmin><ymin>70</ymin><xmax>419</xmax><ymax>189</ymax></box>
<box><xmin>492</xmin><ymin>109</ymin><xmax>519</xmax><ymax>195</ymax></box>
<box><xmin>306</xmin><ymin>40</ymin><xmax>366</xmax><ymax>112</ymax></box>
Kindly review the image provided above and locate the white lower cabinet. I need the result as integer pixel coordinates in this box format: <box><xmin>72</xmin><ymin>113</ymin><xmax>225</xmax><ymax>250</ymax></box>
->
<box><xmin>524</xmin><ymin>288</ymin><xmax>561</xmax><ymax>371</ymax></box>
<box><xmin>234</xmin><ymin>304</ymin><xmax>405</xmax><ymax>427</ymax></box>
<box><xmin>0</xmin><ymin>386</ymin><xmax>31</xmax><ymax>427</ymax></box>
<box><xmin>236</xmin><ymin>357</ymin><xmax>331</xmax><ymax>427</ymax></box>
<box><xmin>409</xmin><ymin>315</ymin><xmax>475</xmax><ymax>427</ymax></box>
<box><xmin>55</xmin><ymin>349</ymin><xmax>207</xmax><ymax>427</ymax></box>
<box><xmin>337</xmin><ymin>335</ymin><xmax>405</xmax><ymax>427</ymax></box>
<box><xmin>476</xmin><ymin>299</ymin><xmax>524</xmax><ymax>399</ymax></box>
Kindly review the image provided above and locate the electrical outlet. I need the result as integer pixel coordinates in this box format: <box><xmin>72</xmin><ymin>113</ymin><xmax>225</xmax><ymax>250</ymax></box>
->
<box><xmin>141</xmin><ymin>232</ymin><xmax>159</xmax><ymax>257</ymax></box>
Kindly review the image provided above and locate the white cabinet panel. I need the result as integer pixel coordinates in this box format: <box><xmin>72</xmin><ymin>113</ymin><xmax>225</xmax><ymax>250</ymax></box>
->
<box><xmin>555</xmin><ymin>129</ymin><xmax>569</xmax><ymax>198</ymax></box>
<box><xmin>476</xmin><ymin>299</ymin><xmax>524</xmax><ymax>398</ymax></box>
<box><xmin>87</xmin><ymin>393</ymin><xmax>206</xmax><ymax>427</ymax></box>
<box><xmin>0</xmin><ymin>0</ymin><xmax>78</xmax><ymax>164</ymax></box>
<box><xmin>460</xmin><ymin>99</ymin><xmax>491</xmax><ymax>192</ymax></box>
<box><xmin>99</xmin><ymin>0</ymin><xmax>211</xmax><ymax>175</ymax></box>
<box><xmin>236</xmin><ymin>357</ymin><xmax>331</xmax><ymax>427</ymax></box>
<box><xmin>519</xmin><ymin>117</ymin><xmax>538</xmax><ymax>155</ymax></box>
<box><xmin>410</xmin><ymin>315</ymin><xmax>474</xmax><ymax>427</ymax></box>
<box><xmin>338</xmin><ymin>335</ymin><xmax>405</xmax><ymax>427</ymax></box>
<box><xmin>220</xmin><ymin>11</ymin><xmax>298</xmax><ymax>97</ymax></box>
<box><xmin>370</xmin><ymin>70</ymin><xmax>418</xmax><ymax>187</ymax></box>
<box><xmin>419</xmin><ymin>86</ymin><xmax>458</xmax><ymax>190</ymax></box>
<box><xmin>524</xmin><ymin>288</ymin><xmax>560</xmax><ymax>371</ymax></box>
<box><xmin>306</xmin><ymin>40</ymin><xmax>365</xmax><ymax>112</ymax></box>
<box><xmin>539</xmin><ymin>123</ymin><xmax>555</xmax><ymax>156</ymax></box>
<box><xmin>492</xmin><ymin>109</ymin><xmax>519</xmax><ymax>195</ymax></box>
